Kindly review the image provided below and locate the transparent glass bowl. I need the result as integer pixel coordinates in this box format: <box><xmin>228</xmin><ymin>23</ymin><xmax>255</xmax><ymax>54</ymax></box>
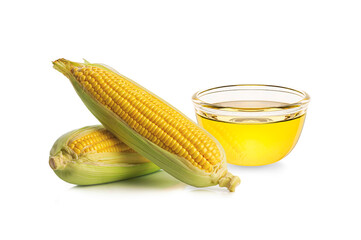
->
<box><xmin>192</xmin><ymin>84</ymin><xmax>310</xmax><ymax>166</ymax></box>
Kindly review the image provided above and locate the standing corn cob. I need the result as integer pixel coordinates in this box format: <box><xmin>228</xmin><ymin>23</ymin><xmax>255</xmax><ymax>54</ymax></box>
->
<box><xmin>53</xmin><ymin>59</ymin><xmax>240</xmax><ymax>191</ymax></box>
<box><xmin>50</xmin><ymin>125</ymin><xmax>160</xmax><ymax>185</ymax></box>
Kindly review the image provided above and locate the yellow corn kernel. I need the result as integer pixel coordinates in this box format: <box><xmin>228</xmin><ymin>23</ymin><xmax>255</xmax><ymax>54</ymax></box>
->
<box><xmin>68</xmin><ymin>129</ymin><xmax>132</xmax><ymax>154</ymax></box>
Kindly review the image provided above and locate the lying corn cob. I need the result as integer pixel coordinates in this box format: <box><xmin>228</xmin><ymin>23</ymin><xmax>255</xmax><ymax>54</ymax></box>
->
<box><xmin>53</xmin><ymin>59</ymin><xmax>240</xmax><ymax>191</ymax></box>
<box><xmin>49</xmin><ymin>125</ymin><xmax>160</xmax><ymax>185</ymax></box>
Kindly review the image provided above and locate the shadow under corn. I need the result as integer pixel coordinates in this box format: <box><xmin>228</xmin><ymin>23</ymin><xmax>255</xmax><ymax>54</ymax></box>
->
<box><xmin>70</xmin><ymin>170</ymin><xmax>185</xmax><ymax>193</ymax></box>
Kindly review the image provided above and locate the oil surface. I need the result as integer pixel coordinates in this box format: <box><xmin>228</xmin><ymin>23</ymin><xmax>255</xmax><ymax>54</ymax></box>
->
<box><xmin>196</xmin><ymin>101</ymin><xmax>305</xmax><ymax>166</ymax></box>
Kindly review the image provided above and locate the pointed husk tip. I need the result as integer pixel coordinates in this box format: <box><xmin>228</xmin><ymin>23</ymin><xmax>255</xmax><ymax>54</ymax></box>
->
<box><xmin>52</xmin><ymin>58</ymin><xmax>85</xmax><ymax>73</ymax></box>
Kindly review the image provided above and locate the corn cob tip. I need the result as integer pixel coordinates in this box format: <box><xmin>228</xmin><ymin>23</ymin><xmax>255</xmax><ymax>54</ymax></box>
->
<box><xmin>49</xmin><ymin>156</ymin><xmax>64</xmax><ymax>170</ymax></box>
<box><xmin>218</xmin><ymin>172</ymin><xmax>241</xmax><ymax>192</ymax></box>
<box><xmin>49</xmin><ymin>157</ymin><xmax>59</xmax><ymax>170</ymax></box>
<box><xmin>49</xmin><ymin>157</ymin><xmax>56</xmax><ymax>169</ymax></box>
<box><xmin>49</xmin><ymin>154</ymin><xmax>70</xmax><ymax>171</ymax></box>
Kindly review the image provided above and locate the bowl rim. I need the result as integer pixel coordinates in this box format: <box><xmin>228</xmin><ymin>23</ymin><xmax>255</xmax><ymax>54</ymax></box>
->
<box><xmin>192</xmin><ymin>84</ymin><xmax>310</xmax><ymax>112</ymax></box>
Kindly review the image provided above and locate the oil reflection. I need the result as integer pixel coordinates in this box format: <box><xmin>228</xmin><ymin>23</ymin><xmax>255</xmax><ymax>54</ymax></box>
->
<box><xmin>227</xmin><ymin>161</ymin><xmax>286</xmax><ymax>173</ymax></box>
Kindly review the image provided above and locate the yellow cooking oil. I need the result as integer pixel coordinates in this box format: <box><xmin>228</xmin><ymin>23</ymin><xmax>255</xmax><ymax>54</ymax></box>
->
<box><xmin>196</xmin><ymin>101</ymin><xmax>306</xmax><ymax>166</ymax></box>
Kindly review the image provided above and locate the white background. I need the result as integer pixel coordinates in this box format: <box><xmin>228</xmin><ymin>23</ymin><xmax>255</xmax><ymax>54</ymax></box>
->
<box><xmin>1</xmin><ymin>0</ymin><xmax>360</xmax><ymax>239</ymax></box>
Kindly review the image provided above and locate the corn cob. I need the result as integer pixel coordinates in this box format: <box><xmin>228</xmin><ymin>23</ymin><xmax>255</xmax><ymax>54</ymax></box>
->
<box><xmin>53</xmin><ymin>59</ymin><xmax>240</xmax><ymax>191</ymax></box>
<box><xmin>49</xmin><ymin>125</ymin><xmax>160</xmax><ymax>185</ymax></box>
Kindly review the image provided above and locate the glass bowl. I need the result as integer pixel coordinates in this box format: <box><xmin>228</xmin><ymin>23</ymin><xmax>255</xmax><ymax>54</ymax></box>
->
<box><xmin>192</xmin><ymin>84</ymin><xmax>310</xmax><ymax>166</ymax></box>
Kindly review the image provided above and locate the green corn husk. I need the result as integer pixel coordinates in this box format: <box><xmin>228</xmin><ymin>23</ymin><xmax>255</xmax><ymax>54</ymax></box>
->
<box><xmin>49</xmin><ymin>125</ymin><xmax>160</xmax><ymax>185</ymax></box>
<box><xmin>53</xmin><ymin>59</ymin><xmax>240</xmax><ymax>191</ymax></box>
